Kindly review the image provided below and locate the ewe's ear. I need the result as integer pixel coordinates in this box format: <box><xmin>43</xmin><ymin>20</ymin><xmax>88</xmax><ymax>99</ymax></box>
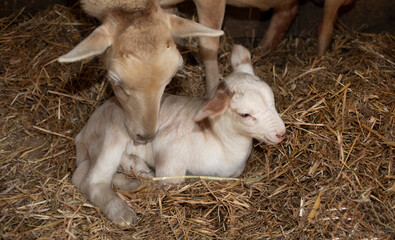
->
<box><xmin>58</xmin><ymin>24</ymin><xmax>113</xmax><ymax>63</ymax></box>
<box><xmin>194</xmin><ymin>82</ymin><xmax>233</xmax><ymax>122</ymax></box>
<box><xmin>168</xmin><ymin>14</ymin><xmax>224</xmax><ymax>38</ymax></box>
<box><xmin>231</xmin><ymin>44</ymin><xmax>254</xmax><ymax>75</ymax></box>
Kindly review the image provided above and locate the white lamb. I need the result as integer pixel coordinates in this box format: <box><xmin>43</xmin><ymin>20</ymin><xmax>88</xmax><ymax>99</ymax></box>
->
<box><xmin>73</xmin><ymin>45</ymin><xmax>286</xmax><ymax>225</ymax></box>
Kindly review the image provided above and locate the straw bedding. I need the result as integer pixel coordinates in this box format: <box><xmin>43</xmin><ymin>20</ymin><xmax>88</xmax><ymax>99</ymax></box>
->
<box><xmin>0</xmin><ymin>4</ymin><xmax>394</xmax><ymax>239</ymax></box>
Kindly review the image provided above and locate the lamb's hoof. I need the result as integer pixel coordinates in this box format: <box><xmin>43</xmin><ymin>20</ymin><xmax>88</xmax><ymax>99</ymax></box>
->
<box><xmin>114</xmin><ymin>208</ymin><xmax>137</xmax><ymax>227</ymax></box>
<box><xmin>106</xmin><ymin>198</ymin><xmax>138</xmax><ymax>227</ymax></box>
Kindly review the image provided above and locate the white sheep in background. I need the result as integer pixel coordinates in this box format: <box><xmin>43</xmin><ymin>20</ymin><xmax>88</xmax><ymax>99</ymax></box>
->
<box><xmin>73</xmin><ymin>44</ymin><xmax>286</xmax><ymax>226</ymax></box>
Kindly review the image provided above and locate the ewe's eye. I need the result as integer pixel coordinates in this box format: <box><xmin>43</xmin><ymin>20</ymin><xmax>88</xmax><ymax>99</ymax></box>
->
<box><xmin>108</xmin><ymin>71</ymin><xmax>122</xmax><ymax>86</ymax></box>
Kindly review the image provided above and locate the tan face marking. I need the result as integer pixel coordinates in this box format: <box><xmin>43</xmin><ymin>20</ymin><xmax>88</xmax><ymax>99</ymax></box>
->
<box><xmin>104</xmin><ymin>9</ymin><xmax>181</xmax><ymax>142</ymax></box>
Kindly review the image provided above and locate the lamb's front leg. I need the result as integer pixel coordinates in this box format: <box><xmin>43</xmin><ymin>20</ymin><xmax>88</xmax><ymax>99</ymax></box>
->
<box><xmin>112</xmin><ymin>142</ymin><xmax>154</xmax><ymax>190</ymax></box>
<box><xmin>122</xmin><ymin>142</ymin><xmax>154</xmax><ymax>178</ymax></box>
<box><xmin>80</xmin><ymin>144</ymin><xmax>137</xmax><ymax>227</ymax></box>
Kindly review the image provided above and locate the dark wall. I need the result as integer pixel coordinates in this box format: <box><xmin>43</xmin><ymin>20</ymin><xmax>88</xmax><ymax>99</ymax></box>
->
<box><xmin>221</xmin><ymin>0</ymin><xmax>394</xmax><ymax>39</ymax></box>
<box><xmin>1</xmin><ymin>0</ymin><xmax>394</xmax><ymax>35</ymax></box>
<box><xmin>0</xmin><ymin>0</ymin><xmax>75</xmax><ymax>17</ymax></box>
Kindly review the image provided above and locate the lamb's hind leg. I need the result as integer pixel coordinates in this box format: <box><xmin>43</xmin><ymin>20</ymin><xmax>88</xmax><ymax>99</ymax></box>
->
<box><xmin>72</xmin><ymin>143</ymin><xmax>90</xmax><ymax>188</ymax></box>
<box><xmin>80</xmin><ymin>144</ymin><xmax>137</xmax><ymax>227</ymax></box>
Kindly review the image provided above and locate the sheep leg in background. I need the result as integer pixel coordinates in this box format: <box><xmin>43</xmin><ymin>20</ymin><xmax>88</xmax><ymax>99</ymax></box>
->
<box><xmin>259</xmin><ymin>0</ymin><xmax>298</xmax><ymax>53</ymax></box>
<box><xmin>195</xmin><ymin>0</ymin><xmax>226</xmax><ymax>96</ymax></box>
<box><xmin>317</xmin><ymin>0</ymin><xmax>353</xmax><ymax>55</ymax></box>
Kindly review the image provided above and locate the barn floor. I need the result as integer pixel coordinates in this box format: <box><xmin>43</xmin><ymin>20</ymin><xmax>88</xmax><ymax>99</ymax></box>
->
<box><xmin>1</xmin><ymin>4</ymin><xmax>394</xmax><ymax>240</ymax></box>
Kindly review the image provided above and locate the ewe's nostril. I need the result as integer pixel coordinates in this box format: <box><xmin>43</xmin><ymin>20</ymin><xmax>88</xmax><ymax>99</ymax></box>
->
<box><xmin>136</xmin><ymin>134</ymin><xmax>148</xmax><ymax>142</ymax></box>
<box><xmin>136</xmin><ymin>133</ymin><xmax>156</xmax><ymax>143</ymax></box>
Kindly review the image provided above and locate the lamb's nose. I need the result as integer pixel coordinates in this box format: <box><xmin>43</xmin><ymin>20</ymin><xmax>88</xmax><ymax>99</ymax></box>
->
<box><xmin>276</xmin><ymin>133</ymin><xmax>285</xmax><ymax>141</ymax></box>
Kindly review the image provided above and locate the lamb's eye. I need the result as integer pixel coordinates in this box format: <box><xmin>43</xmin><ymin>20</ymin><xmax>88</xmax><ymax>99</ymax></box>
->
<box><xmin>239</xmin><ymin>113</ymin><xmax>250</xmax><ymax>118</ymax></box>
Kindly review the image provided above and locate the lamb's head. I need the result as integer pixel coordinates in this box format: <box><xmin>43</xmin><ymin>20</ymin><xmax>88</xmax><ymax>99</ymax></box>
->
<box><xmin>194</xmin><ymin>45</ymin><xmax>286</xmax><ymax>145</ymax></box>
<box><xmin>226</xmin><ymin>74</ymin><xmax>286</xmax><ymax>145</ymax></box>
<box><xmin>228</xmin><ymin>45</ymin><xmax>285</xmax><ymax>144</ymax></box>
<box><xmin>58</xmin><ymin>0</ymin><xmax>223</xmax><ymax>143</ymax></box>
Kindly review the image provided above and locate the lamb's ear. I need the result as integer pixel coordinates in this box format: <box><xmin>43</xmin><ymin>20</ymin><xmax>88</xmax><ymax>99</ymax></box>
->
<box><xmin>231</xmin><ymin>44</ymin><xmax>254</xmax><ymax>75</ymax></box>
<box><xmin>58</xmin><ymin>24</ymin><xmax>113</xmax><ymax>63</ymax></box>
<box><xmin>168</xmin><ymin>14</ymin><xmax>224</xmax><ymax>38</ymax></box>
<box><xmin>194</xmin><ymin>82</ymin><xmax>233</xmax><ymax>122</ymax></box>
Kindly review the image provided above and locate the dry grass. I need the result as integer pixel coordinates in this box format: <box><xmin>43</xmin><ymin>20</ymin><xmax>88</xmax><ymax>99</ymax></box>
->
<box><xmin>1</xmin><ymin>4</ymin><xmax>394</xmax><ymax>240</ymax></box>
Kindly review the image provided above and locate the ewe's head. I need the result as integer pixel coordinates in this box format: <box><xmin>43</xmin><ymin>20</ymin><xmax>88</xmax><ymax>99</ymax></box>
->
<box><xmin>58</xmin><ymin>1</ymin><xmax>223</xmax><ymax>143</ymax></box>
<box><xmin>194</xmin><ymin>45</ymin><xmax>286</xmax><ymax>145</ymax></box>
